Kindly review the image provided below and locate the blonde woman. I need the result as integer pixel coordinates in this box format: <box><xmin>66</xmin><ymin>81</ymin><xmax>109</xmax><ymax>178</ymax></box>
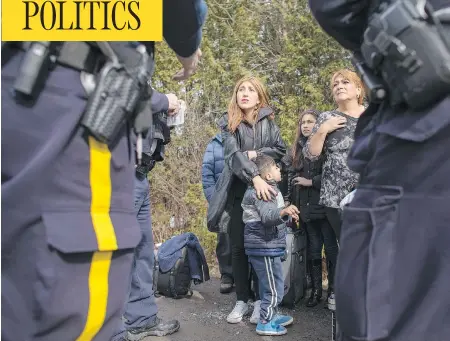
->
<box><xmin>216</xmin><ymin>75</ymin><xmax>286</xmax><ymax>324</ymax></box>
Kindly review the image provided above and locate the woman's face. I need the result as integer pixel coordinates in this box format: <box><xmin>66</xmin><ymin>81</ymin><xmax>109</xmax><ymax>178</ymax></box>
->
<box><xmin>301</xmin><ymin>114</ymin><xmax>316</xmax><ymax>137</ymax></box>
<box><xmin>332</xmin><ymin>75</ymin><xmax>360</xmax><ymax>105</ymax></box>
<box><xmin>236</xmin><ymin>81</ymin><xmax>260</xmax><ymax>111</ymax></box>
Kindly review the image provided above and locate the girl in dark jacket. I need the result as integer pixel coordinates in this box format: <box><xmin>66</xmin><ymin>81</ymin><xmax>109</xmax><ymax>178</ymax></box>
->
<box><xmin>218</xmin><ymin>75</ymin><xmax>286</xmax><ymax>324</ymax></box>
<box><xmin>284</xmin><ymin>110</ymin><xmax>339</xmax><ymax>307</ymax></box>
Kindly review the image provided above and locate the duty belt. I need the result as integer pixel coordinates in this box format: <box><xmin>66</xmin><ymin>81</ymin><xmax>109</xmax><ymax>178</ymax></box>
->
<box><xmin>5</xmin><ymin>42</ymin><xmax>105</xmax><ymax>74</ymax></box>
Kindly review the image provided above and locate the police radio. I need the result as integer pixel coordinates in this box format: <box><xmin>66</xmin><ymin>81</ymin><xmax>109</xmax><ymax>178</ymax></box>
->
<box><xmin>13</xmin><ymin>42</ymin><xmax>59</xmax><ymax>102</ymax></box>
<box><xmin>360</xmin><ymin>0</ymin><xmax>450</xmax><ymax>110</ymax></box>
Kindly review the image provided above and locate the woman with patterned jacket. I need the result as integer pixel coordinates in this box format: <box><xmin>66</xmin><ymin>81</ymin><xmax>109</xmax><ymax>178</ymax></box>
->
<box><xmin>303</xmin><ymin>69</ymin><xmax>365</xmax><ymax>309</ymax></box>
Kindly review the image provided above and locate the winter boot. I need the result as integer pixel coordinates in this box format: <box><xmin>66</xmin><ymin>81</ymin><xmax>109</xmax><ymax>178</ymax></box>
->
<box><xmin>306</xmin><ymin>259</ymin><xmax>322</xmax><ymax>307</ymax></box>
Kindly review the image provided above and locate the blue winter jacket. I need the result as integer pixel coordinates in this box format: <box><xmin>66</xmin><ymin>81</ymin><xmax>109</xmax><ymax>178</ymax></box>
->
<box><xmin>201</xmin><ymin>134</ymin><xmax>224</xmax><ymax>203</ymax></box>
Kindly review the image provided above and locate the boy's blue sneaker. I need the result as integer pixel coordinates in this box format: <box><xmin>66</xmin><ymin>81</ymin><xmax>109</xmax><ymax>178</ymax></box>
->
<box><xmin>256</xmin><ymin>320</ymin><xmax>287</xmax><ymax>336</ymax></box>
<box><xmin>272</xmin><ymin>314</ymin><xmax>294</xmax><ymax>327</ymax></box>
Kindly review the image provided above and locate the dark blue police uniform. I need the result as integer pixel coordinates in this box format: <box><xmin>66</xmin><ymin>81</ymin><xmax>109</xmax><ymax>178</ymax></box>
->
<box><xmin>2</xmin><ymin>47</ymin><xmax>140</xmax><ymax>341</ymax></box>
<box><xmin>1</xmin><ymin>1</ymin><xmax>207</xmax><ymax>340</ymax></box>
<box><xmin>309</xmin><ymin>1</ymin><xmax>450</xmax><ymax>341</ymax></box>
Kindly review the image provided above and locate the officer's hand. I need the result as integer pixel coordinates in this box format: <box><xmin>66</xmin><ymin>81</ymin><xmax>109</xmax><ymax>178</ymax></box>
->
<box><xmin>321</xmin><ymin>116</ymin><xmax>347</xmax><ymax>133</ymax></box>
<box><xmin>166</xmin><ymin>93</ymin><xmax>180</xmax><ymax>116</ymax></box>
<box><xmin>173</xmin><ymin>49</ymin><xmax>202</xmax><ymax>81</ymax></box>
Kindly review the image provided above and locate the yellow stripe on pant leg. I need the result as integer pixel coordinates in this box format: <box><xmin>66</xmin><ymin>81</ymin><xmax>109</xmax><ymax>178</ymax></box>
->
<box><xmin>88</xmin><ymin>136</ymin><xmax>118</xmax><ymax>251</ymax></box>
<box><xmin>76</xmin><ymin>137</ymin><xmax>119</xmax><ymax>341</ymax></box>
<box><xmin>76</xmin><ymin>252</ymin><xmax>113</xmax><ymax>341</ymax></box>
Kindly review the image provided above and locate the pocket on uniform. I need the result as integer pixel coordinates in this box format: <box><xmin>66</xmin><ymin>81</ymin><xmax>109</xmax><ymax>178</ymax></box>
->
<box><xmin>336</xmin><ymin>186</ymin><xmax>402</xmax><ymax>341</ymax></box>
<box><xmin>42</xmin><ymin>211</ymin><xmax>141</xmax><ymax>253</ymax></box>
<box><xmin>33</xmin><ymin>211</ymin><xmax>139</xmax><ymax>325</ymax></box>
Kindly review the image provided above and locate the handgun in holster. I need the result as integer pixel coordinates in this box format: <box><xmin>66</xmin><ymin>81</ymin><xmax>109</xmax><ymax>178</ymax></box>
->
<box><xmin>360</xmin><ymin>0</ymin><xmax>450</xmax><ymax>110</ymax></box>
<box><xmin>10</xmin><ymin>41</ymin><xmax>155</xmax><ymax>145</ymax></box>
<box><xmin>81</xmin><ymin>42</ymin><xmax>153</xmax><ymax>145</ymax></box>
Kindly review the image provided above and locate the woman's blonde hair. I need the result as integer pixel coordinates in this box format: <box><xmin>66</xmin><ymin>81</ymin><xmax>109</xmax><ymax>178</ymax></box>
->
<box><xmin>330</xmin><ymin>69</ymin><xmax>365</xmax><ymax>105</ymax></box>
<box><xmin>228</xmin><ymin>75</ymin><xmax>270</xmax><ymax>133</ymax></box>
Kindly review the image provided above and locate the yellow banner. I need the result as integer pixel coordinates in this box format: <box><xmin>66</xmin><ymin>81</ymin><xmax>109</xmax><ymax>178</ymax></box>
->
<box><xmin>2</xmin><ymin>0</ymin><xmax>162</xmax><ymax>41</ymax></box>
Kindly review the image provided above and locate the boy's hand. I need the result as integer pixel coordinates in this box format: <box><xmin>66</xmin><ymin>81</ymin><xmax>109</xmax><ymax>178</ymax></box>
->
<box><xmin>281</xmin><ymin>205</ymin><xmax>300</xmax><ymax>222</ymax></box>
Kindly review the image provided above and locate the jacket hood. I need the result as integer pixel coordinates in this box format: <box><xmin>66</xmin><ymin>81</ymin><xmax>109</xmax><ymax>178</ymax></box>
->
<box><xmin>213</xmin><ymin>133</ymin><xmax>222</xmax><ymax>144</ymax></box>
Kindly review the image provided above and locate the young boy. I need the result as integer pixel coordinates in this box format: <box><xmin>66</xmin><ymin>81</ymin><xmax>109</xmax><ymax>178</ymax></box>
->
<box><xmin>242</xmin><ymin>154</ymin><xmax>300</xmax><ymax>336</ymax></box>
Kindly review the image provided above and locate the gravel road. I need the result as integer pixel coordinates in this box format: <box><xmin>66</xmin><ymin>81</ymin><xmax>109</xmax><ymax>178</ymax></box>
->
<box><xmin>146</xmin><ymin>278</ymin><xmax>332</xmax><ymax>341</ymax></box>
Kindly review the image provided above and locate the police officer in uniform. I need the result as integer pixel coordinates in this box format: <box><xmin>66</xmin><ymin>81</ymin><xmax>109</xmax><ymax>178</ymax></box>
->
<box><xmin>308</xmin><ymin>1</ymin><xmax>450</xmax><ymax>341</ymax></box>
<box><xmin>111</xmin><ymin>91</ymin><xmax>184</xmax><ymax>341</ymax></box>
<box><xmin>1</xmin><ymin>1</ymin><xmax>207</xmax><ymax>340</ymax></box>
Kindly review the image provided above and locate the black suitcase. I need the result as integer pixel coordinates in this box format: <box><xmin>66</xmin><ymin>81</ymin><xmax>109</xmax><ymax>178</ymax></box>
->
<box><xmin>281</xmin><ymin>225</ymin><xmax>307</xmax><ymax>308</ymax></box>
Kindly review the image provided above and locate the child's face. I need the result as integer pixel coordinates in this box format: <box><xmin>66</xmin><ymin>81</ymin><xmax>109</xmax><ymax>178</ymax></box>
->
<box><xmin>264</xmin><ymin>164</ymin><xmax>282</xmax><ymax>182</ymax></box>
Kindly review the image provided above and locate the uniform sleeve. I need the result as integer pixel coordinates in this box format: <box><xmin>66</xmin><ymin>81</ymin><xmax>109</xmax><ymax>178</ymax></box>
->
<box><xmin>201</xmin><ymin>141</ymin><xmax>216</xmax><ymax>203</ymax></box>
<box><xmin>163</xmin><ymin>0</ymin><xmax>208</xmax><ymax>57</ymax></box>
<box><xmin>256</xmin><ymin>122</ymin><xmax>287</xmax><ymax>162</ymax></box>
<box><xmin>303</xmin><ymin>112</ymin><xmax>329</xmax><ymax>161</ymax></box>
<box><xmin>254</xmin><ymin>195</ymin><xmax>285</xmax><ymax>228</ymax></box>
<box><xmin>308</xmin><ymin>0</ymin><xmax>370</xmax><ymax>52</ymax></box>
<box><xmin>150</xmin><ymin>89</ymin><xmax>169</xmax><ymax>114</ymax></box>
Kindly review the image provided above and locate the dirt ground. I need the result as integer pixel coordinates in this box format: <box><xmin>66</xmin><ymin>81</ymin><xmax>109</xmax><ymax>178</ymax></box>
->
<box><xmin>145</xmin><ymin>278</ymin><xmax>332</xmax><ymax>341</ymax></box>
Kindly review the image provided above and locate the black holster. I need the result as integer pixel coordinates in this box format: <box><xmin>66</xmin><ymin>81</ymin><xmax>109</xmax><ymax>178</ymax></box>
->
<box><xmin>81</xmin><ymin>42</ymin><xmax>151</xmax><ymax>145</ymax></box>
<box><xmin>361</xmin><ymin>0</ymin><xmax>450</xmax><ymax>110</ymax></box>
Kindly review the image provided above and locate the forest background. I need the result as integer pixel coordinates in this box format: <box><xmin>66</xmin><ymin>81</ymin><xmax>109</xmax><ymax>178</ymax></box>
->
<box><xmin>150</xmin><ymin>0</ymin><xmax>351</xmax><ymax>275</ymax></box>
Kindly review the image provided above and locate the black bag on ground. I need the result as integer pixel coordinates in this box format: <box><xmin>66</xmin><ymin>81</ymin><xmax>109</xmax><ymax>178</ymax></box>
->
<box><xmin>153</xmin><ymin>247</ymin><xmax>192</xmax><ymax>299</ymax></box>
<box><xmin>280</xmin><ymin>222</ymin><xmax>307</xmax><ymax>308</ymax></box>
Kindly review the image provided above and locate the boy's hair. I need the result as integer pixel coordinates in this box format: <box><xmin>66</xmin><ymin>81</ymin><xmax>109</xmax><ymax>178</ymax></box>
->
<box><xmin>253</xmin><ymin>154</ymin><xmax>276</xmax><ymax>178</ymax></box>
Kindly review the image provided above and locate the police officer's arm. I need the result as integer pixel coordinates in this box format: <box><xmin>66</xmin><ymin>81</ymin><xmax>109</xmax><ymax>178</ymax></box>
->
<box><xmin>151</xmin><ymin>89</ymin><xmax>180</xmax><ymax>115</ymax></box>
<box><xmin>163</xmin><ymin>0</ymin><xmax>207</xmax><ymax>80</ymax></box>
<box><xmin>308</xmin><ymin>0</ymin><xmax>370</xmax><ymax>52</ymax></box>
<box><xmin>150</xmin><ymin>89</ymin><xmax>170</xmax><ymax>113</ymax></box>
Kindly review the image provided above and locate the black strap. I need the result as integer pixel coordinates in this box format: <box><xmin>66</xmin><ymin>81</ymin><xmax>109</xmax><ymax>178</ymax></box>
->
<box><xmin>57</xmin><ymin>42</ymin><xmax>103</xmax><ymax>73</ymax></box>
<box><xmin>12</xmin><ymin>41</ymin><xmax>155</xmax><ymax>75</ymax></box>
<box><xmin>168</xmin><ymin>268</ymin><xmax>178</xmax><ymax>298</ymax></box>
<box><xmin>11</xmin><ymin>42</ymin><xmax>104</xmax><ymax>74</ymax></box>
